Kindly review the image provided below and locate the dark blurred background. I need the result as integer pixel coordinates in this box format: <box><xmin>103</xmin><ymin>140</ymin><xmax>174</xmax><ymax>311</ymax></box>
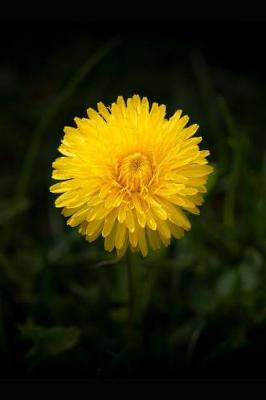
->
<box><xmin>0</xmin><ymin>14</ymin><xmax>266</xmax><ymax>379</ymax></box>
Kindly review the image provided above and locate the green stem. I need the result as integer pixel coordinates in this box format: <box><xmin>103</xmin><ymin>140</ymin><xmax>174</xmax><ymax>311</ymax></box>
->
<box><xmin>126</xmin><ymin>251</ymin><xmax>134</xmax><ymax>326</ymax></box>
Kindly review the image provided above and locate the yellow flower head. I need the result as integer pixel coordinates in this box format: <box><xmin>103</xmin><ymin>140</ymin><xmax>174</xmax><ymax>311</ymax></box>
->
<box><xmin>50</xmin><ymin>95</ymin><xmax>213</xmax><ymax>257</ymax></box>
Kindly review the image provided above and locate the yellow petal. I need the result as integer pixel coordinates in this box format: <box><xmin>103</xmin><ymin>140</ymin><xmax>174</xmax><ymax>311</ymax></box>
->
<box><xmin>136</xmin><ymin>210</ymin><xmax>146</xmax><ymax>228</ymax></box>
<box><xmin>79</xmin><ymin>221</ymin><xmax>88</xmax><ymax>235</ymax></box>
<box><xmin>178</xmin><ymin>164</ymin><xmax>214</xmax><ymax>177</ymax></box>
<box><xmin>149</xmin><ymin>197</ymin><xmax>167</xmax><ymax>220</ymax></box>
<box><xmin>116</xmin><ymin>233</ymin><xmax>128</xmax><ymax>257</ymax></box>
<box><xmin>97</xmin><ymin>102</ymin><xmax>111</xmax><ymax>121</ymax></box>
<box><xmin>86</xmin><ymin>219</ymin><xmax>103</xmax><ymax>237</ymax></box>
<box><xmin>115</xmin><ymin>222</ymin><xmax>127</xmax><ymax>250</ymax></box>
<box><xmin>125</xmin><ymin>208</ymin><xmax>135</xmax><ymax>232</ymax></box>
<box><xmin>104</xmin><ymin>230</ymin><xmax>116</xmax><ymax>252</ymax></box>
<box><xmin>86</xmin><ymin>220</ymin><xmax>103</xmax><ymax>242</ymax></box>
<box><xmin>137</xmin><ymin>226</ymin><xmax>148</xmax><ymax>256</ymax></box>
<box><xmin>102</xmin><ymin>209</ymin><xmax>118</xmax><ymax>237</ymax></box>
<box><xmin>156</xmin><ymin>219</ymin><xmax>171</xmax><ymax>239</ymax></box>
<box><xmin>118</xmin><ymin>203</ymin><xmax>127</xmax><ymax>223</ymax></box>
<box><xmin>129</xmin><ymin>229</ymin><xmax>138</xmax><ymax>248</ymax></box>
<box><xmin>161</xmin><ymin>200</ymin><xmax>191</xmax><ymax>230</ymax></box>
<box><xmin>181</xmin><ymin>124</ymin><xmax>199</xmax><ymax>140</ymax></box>
<box><xmin>146</xmin><ymin>228</ymin><xmax>161</xmax><ymax>250</ymax></box>
<box><xmin>146</xmin><ymin>209</ymin><xmax>157</xmax><ymax>230</ymax></box>
<box><xmin>168</xmin><ymin>221</ymin><xmax>184</xmax><ymax>239</ymax></box>
<box><xmin>67</xmin><ymin>207</ymin><xmax>88</xmax><ymax>227</ymax></box>
<box><xmin>158</xmin><ymin>232</ymin><xmax>170</xmax><ymax>247</ymax></box>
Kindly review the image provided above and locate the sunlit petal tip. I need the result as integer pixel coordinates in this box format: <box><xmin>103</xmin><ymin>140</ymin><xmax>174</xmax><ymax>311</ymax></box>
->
<box><xmin>73</xmin><ymin>117</ymin><xmax>81</xmax><ymax>126</ymax></box>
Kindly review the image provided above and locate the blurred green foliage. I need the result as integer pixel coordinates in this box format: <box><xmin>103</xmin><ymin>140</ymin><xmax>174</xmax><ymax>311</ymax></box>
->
<box><xmin>0</xmin><ymin>26</ymin><xmax>265</xmax><ymax>378</ymax></box>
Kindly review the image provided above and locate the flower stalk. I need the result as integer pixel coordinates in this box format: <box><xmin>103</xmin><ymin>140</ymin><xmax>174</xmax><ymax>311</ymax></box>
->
<box><xmin>126</xmin><ymin>250</ymin><xmax>134</xmax><ymax>326</ymax></box>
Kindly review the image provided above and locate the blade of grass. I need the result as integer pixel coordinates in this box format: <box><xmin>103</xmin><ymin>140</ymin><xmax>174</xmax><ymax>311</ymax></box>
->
<box><xmin>16</xmin><ymin>37</ymin><xmax>120</xmax><ymax>200</ymax></box>
<box><xmin>190</xmin><ymin>49</ymin><xmax>225</xmax><ymax>161</ymax></box>
<box><xmin>217</xmin><ymin>95</ymin><xmax>243</xmax><ymax>252</ymax></box>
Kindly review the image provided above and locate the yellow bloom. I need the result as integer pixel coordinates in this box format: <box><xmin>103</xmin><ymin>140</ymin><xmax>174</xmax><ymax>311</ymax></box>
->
<box><xmin>50</xmin><ymin>95</ymin><xmax>213</xmax><ymax>257</ymax></box>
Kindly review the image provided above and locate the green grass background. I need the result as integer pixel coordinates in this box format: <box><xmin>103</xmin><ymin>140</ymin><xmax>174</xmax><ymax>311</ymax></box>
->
<box><xmin>0</xmin><ymin>22</ymin><xmax>266</xmax><ymax>378</ymax></box>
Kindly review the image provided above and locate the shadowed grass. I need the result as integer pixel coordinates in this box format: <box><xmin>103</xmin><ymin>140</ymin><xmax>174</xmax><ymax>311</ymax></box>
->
<box><xmin>2</xmin><ymin>37</ymin><xmax>120</xmax><ymax>250</ymax></box>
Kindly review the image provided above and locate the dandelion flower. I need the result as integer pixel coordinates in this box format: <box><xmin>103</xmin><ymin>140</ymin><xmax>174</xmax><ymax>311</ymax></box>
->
<box><xmin>50</xmin><ymin>95</ymin><xmax>213</xmax><ymax>257</ymax></box>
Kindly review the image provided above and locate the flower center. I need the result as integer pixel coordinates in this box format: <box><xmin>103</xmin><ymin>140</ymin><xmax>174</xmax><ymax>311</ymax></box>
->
<box><xmin>117</xmin><ymin>152</ymin><xmax>153</xmax><ymax>192</ymax></box>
